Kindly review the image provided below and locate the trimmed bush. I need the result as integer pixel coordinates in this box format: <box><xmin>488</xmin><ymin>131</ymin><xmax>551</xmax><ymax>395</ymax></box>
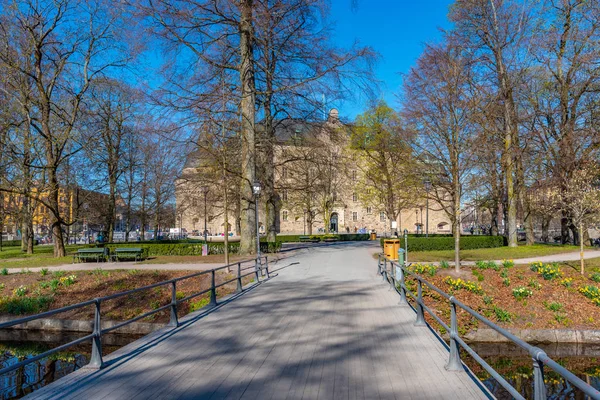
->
<box><xmin>106</xmin><ymin>241</ymin><xmax>281</xmax><ymax>257</ymax></box>
<box><xmin>381</xmin><ymin>236</ymin><xmax>506</xmax><ymax>252</ymax></box>
<box><xmin>275</xmin><ymin>233</ymin><xmax>369</xmax><ymax>243</ymax></box>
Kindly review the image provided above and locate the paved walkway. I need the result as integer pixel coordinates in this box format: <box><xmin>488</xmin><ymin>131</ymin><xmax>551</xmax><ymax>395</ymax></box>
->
<box><xmin>26</xmin><ymin>242</ymin><xmax>487</xmax><ymax>400</ymax></box>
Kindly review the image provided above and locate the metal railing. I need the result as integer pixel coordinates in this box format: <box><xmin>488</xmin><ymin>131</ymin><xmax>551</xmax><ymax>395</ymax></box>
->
<box><xmin>0</xmin><ymin>256</ymin><xmax>269</xmax><ymax>375</ymax></box>
<box><xmin>377</xmin><ymin>254</ymin><xmax>600</xmax><ymax>400</ymax></box>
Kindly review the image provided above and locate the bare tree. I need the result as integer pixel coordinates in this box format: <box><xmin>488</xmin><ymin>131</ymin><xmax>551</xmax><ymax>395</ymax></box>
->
<box><xmin>403</xmin><ymin>42</ymin><xmax>477</xmax><ymax>272</ymax></box>
<box><xmin>0</xmin><ymin>0</ymin><xmax>129</xmax><ymax>256</ymax></box>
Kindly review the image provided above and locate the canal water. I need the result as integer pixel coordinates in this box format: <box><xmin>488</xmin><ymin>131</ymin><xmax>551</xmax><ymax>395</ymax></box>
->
<box><xmin>0</xmin><ymin>330</ymin><xmax>141</xmax><ymax>399</ymax></box>
<box><xmin>464</xmin><ymin>342</ymin><xmax>600</xmax><ymax>399</ymax></box>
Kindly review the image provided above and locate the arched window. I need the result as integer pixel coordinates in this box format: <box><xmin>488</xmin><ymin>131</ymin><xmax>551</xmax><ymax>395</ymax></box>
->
<box><xmin>437</xmin><ymin>222</ymin><xmax>449</xmax><ymax>232</ymax></box>
<box><xmin>282</xmin><ymin>210</ymin><xmax>288</xmax><ymax>221</ymax></box>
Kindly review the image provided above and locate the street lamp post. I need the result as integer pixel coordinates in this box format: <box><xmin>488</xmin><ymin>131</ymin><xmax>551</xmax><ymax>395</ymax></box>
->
<box><xmin>424</xmin><ymin>179</ymin><xmax>432</xmax><ymax>238</ymax></box>
<box><xmin>202</xmin><ymin>186</ymin><xmax>208</xmax><ymax>243</ymax></box>
<box><xmin>252</xmin><ymin>181</ymin><xmax>262</xmax><ymax>266</ymax></box>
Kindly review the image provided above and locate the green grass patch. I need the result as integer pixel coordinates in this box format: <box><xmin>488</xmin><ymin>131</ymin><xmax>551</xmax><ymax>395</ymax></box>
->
<box><xmin>411</xmin><ymin>244</ymin><xmax>582</xmax><ymax>262</ymax></box>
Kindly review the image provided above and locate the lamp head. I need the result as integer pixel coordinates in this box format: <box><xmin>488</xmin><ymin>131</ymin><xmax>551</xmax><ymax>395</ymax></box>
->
<box><xmin>424</xmin><ymin>179</ymin><xmax>432</xmax><ymax>192</ymax></box>
<box><xmin>252</xmin><ymin>181</ymin><xmax>262</xmax><ymax>195</ymax></box>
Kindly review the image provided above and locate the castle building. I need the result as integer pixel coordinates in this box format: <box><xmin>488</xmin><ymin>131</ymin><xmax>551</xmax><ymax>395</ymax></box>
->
<box><xmin>176</xmin><ymin>110</ymin><xmax>451</xmax><ymax>237</ymax></box>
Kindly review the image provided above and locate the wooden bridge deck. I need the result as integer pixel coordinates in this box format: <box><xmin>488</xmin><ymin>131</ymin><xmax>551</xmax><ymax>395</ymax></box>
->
<box><xmin>27</xmin><ymin>243</ymin><xmax>489</xmax><ymax>400</ymax></box>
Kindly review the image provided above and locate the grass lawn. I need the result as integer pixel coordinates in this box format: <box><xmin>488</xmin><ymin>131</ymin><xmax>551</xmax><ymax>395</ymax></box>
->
<box><xmin>0</xmin><ymin>245</ymin><xmax>84</xmax><ymax>269</ymax></box>
<box><xmin>410</xmin><ymin>244</ymin><xmax>585</xmax><ymax>262</ymax></box>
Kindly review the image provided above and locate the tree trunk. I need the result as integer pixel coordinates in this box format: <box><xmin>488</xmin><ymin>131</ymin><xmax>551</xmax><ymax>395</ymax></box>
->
<box><xmin>561</xmin><ymin>211</ymin><xmax>570</xmax><ymax>244</ymax></box>
<box><xmin>238</xmin><ymin>0</ymin><xmax>257</xmax><ymax>255</ymax></box>
<box><xmin>541</xmin><ymin>217</ymin><xmax>550</xmax><ymax>243</ymax></box>
<box><xmin>49</xmin><ymin>168</ymin><xmax>65</xmax><ymax>257</ymax></box>
<box><xmin>580</xmin><ymin>222</ymin><xmax>585</xmax><ymax>275</ymax></box>
<box><xmin>106</xmin><ymin>174</ymin><xmax>117</xmax><ymax>243</ymax></box>
<box><xmin>223</xmin><ymin>167</ymin><xmax>230</xmax><ymax>267</ymax></box>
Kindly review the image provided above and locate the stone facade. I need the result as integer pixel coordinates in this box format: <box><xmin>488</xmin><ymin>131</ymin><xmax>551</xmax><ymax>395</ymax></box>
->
<box><xmin>177</xmin><ymin>110</ymin><xmax>452</xmax><ymax>237</ymax></box>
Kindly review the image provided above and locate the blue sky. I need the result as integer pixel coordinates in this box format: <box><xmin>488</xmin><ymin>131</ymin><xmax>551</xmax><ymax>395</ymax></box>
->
<box><xmin>329</xmin><ymin>0</ymin><xmax>454</xmax><ymax>119</ymax></box>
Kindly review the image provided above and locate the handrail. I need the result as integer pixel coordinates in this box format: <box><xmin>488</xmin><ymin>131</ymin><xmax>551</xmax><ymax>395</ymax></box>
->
<box><xmin>0</xmin><ymin>255</ymin><xmax>269</xmax><ymax>375</ymax></box>
<box><xmin>377</xmin><ymin>254</ymin><xmax>600</xmax><ymax>400</ymax></box>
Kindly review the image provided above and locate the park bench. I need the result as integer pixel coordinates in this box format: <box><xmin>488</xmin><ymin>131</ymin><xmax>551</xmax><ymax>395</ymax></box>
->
<box><xmin>112</xmin><ymin>247</ymin><xmax>144</xmax><ymax>262</ymax></box>
<box><xmin>73</xmin><ymin>248</ymin><xmax>108</xmax><ymax>263</ymax></box>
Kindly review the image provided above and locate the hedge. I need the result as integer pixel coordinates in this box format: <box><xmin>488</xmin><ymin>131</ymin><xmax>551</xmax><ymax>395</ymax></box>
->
<box><xmin>104</xmin><ymin>241</ymin><xmax>282</xmax><ymax>257</ymax></box>
<box><xmin>380</xmin><ymin>236</ymin><xmax>507</xmax><ymax>252</ymax></box>
<box><xmin>274</xmin><ymin>233</ymin><xmax>369</xmax><ymax>243</ymax></box>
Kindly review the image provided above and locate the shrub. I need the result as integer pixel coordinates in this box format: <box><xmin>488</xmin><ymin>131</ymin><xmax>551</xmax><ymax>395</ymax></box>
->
<box><xmin>0</xmin><ymin>295</ymin><xmax>53</xmax><ymax>315</ymax></box>
<box><xmin>579</xmin><ymin>285</ymin><xmax>600</xmax><ymax>306</ymax></box>
<box><xmin>281</xmin><ymin>234</ymin><xmax>369</xmax><ymax>243</ymax></box>
<box><xmin>382</xmin><ymin>236</ymin><xmax>506</xmax><ymax>251</ymax></box>
<box><xmin>443</xmin><ymin>277</ymin><xmax>483</xmax><ymax>294</ymax></box>
<box><xmin>528</xmin><ymin>278</ymin><xmax>542</xmax><ymax>290</ymax></box>
<box><xmin>560</xmin><ymin>278</ymin><xmax>573</xmax><ymax>288</ymax></box>
<box><xmin>40</xmin><ymin>268</ymin><xmax>49</xmax><ymax>276</ymax></box>
<box><xmin>502</xmin><ymin>278</ymin><xmax>511</xmax><ymax>287</ymax></box>
<box><xmin>440</xmin><ymin>260</ymin><xmax>450</xmax><ymax>269</ymax></box>
<box><xmin>52</xmin><ymin>270</ymin><xmax>66</xmax><ymax>278</ymax></box>
<box><xmin>0</xmin><ymin>268</ymin><xmax>7</xmax><ymax>275</ymax></box>
<box><xmin>544</xmin><ymin>301</ymin><xmax>564</xmax><ymax>312</ymax></box>
<box><xmin>500</xmin><ymin>269</ymin><xmax>509</xmax><ymax>278</ymax></box>
<box><xmin>411</xmin><ymin>263</ymin><xmax>438</xmax><ymax>277</ymax></box>
<box><xmin>502</xmin><ymin>259</ymin><xmax>514</xmax><ymax>269</ymax></box>
<box><xmin>105</xmin><ymin>241</ymin><xmax>281</xmax><ymax>257</ymax></box>
<box><xmin>483</xmin><ymin>295</ymin><xmax>493</xmax><ymax>305</ymax></box>
<box><xmin>472</xmin><ymin>270</ymin><xmax>485</xmax><ymax>282</ymax></box>
<box><xmin>475</xmin><ymin>260</ymin><xmax>500</xmax><ymax>271</ymax></box>
<box><xmin>530</xmin><ymin>262</ymin><xmax>563</xmax><ymax>280</ymax></box>
<box><xmin>493</xmin><ymin>306</ymin><xmax>513</xmax><ymax>323</ymax></box>
<box><xmin>591</xmin><ymin>273</ymin><xmax>600</xmax><ymax>283</ymax></box>
<box><xmin>512</xmin><ymin>286</ymin><xmax>533</xmax><ymax>300</ymax></box>
<box><xmin>13</xmin><ymin>286</ymin><xmax>27</xmax><ymax>297</ymax></box>
<box><xmin>59</xmin><ymin>275</ymin><xmax>77</xmax><ymax>287</ymax></box>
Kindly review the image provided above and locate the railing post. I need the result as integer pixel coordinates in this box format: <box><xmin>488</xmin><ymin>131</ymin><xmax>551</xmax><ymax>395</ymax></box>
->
<box><xmin>532</xmin><ymin>349</ymin><xmax>547</xmax><ymax>400</ymax></box>
<box><xmin>255</xmin><ymin>258</ymin><xmax>260</xmax><ymax>282</ymax></box>
<box><xmin>378</xmin><ymin>254</ymin><xmax>382</xmax><ymax>275</ymax></box>
<box><xmin>398</xmin><ymin>265</ymin><xmax>407</xmax><ymax>306</ymax></box>
<box><xmin>264</xmin><ymin>256</ymin><xmax>270</xmax><ymax>279</ymax></box>
<box><xmin>209</xmin><ymin>269</ymin><xmax>217</xmax><ymax>308</ymax></box>
<box><xmin>388</xmin><ymin>262</ymin><xmax>394</xmax><ymax>291</ymax></box>
<box><xmin>415</xmin><ymin>280</ymin><xmax>426</xmax><ymax>326</ymax></box>
<box><xmin>383</xmin><ymin>258</ymin><xmax>388</xmax><ymax>283</ymax></box>
<box><xmin>446</xmin><ymin>298</ymin><xmax>462</xmax><ymax>371</ymax></box>
<box><xmin>168</xmin><ymin>281</ymin><xmax>178</xmax><ymax>327</ymax></box>
<box><xmin>236</xmin><ymin>262</ymin><xmax>243</xmax><ymax>293</ymax></box>
<box><xmin>89</xmin><ymin>298</ymin><xmax>103</xmax><ymax>369</ymax></box>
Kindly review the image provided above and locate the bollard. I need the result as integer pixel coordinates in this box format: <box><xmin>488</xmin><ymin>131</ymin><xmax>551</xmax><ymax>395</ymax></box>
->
<box><xmin>446</xmin><ymin>299</ymin><xmax>462</xmax><ymax>371</ymax></box>
<box><xmin>168</xmin><ymin>281</ymin><xmax>179</xmax><ymax>327</ymax></box>
<box><xmin>415</xmin><ymin>280</ymin><xmax>426</xmax><ymax>326</ymax></box>
<box><xmin>89</xmin><ymin>298</ymin><xmax>103</xmax><ymax>369</ymax></box>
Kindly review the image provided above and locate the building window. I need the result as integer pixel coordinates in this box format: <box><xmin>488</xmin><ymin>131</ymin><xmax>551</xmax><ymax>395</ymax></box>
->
<box><xmin>380</xmin><ymin>212</ymin><xmax>386</xmax><ymax>222</ymax></box>
<box><xmin>367</xmin><ymin>207</ymin><xmax>372</xmax><ymax>214</ymax></box>
<box><xmin>352</xmin><ymin>212</ymin><xmax>358</xmax><ymax>222</ymax></box>
<box><xmin>192</xmin><ymin>198</ymin><xmax>197</xmax><ymax>207</ymax></box>
<box><xmin>282</xmin><ymin>190</ymin><xmax>288</xmax><ymax>201</ymax></box>
<box><xmin>282</xmin><ymin>167</ymin><xmax>287</xmax><ymax>179</ymax></box>
<box><xmin>282</xmin><ymin>210</ymin><xmax>288</xmax><ymax>221</ymax></box>
<box><xmin>352</xmin><ymin>170</ymin><xmax>357</xmax><ymax>181</ymax></box>
<box><xmin>333</xmin><ymin>191</ymin><xmax>337</xmax><ymax>201</ymax></box>
<box><xmin>352</xmin><ymin>193</ymin><xmax>357</xmax><ymax>202</ymax></box>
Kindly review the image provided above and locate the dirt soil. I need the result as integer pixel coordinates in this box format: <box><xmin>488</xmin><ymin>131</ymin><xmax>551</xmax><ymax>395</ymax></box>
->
<box><xmin>0</xmin><ymin>267</ymin><xmax>256</xmax><ymax>324</ymax></box>
<box><xmin>405</xmin><ymin>264</ymin><xmax>600</xmax><ymax>334</ymax></box>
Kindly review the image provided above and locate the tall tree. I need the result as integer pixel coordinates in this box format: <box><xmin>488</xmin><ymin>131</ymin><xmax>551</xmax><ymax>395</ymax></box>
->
<box><xmin>403</xmin><ymin>42</ymin><xmax>477</xmax><ymax>272</ymax></box>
